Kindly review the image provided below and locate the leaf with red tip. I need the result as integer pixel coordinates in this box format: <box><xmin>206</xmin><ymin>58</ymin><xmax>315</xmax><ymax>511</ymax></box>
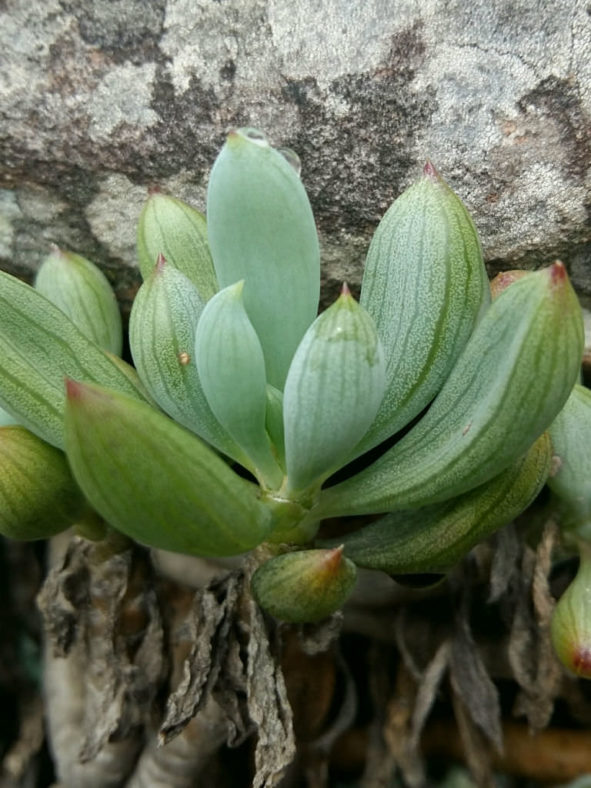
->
<box><xmin>318</xmin><ymin>264</ymin><xmax>583</xmax><ymax>517</ymax></box>
<box><xmin>137</xmin><ymin>193</ymin><xmax>217</xmax><ymax>301</ymax></box>
<box><xmin>251</xmin><ymin>547</ymin><xmax>357</xmax><ymax>623</ymax></box>
<box><xmin>283</xmin><ymin>287</ymin><xmax>385</xmax><ymax>497</ymax></box>
<box><xmin>129</xmin><ymin>260</ymin><xmax>247</xmax><ymax>464</ymax></box>
<box><xmin>355</xmin><ymin>166</ymin><xmax>490</xmax><ymax>454</ymax></box>
<box><xmin>64</xmin><ymin>381</ymin><xmax>271</xmax><ymax>556</ymax></box>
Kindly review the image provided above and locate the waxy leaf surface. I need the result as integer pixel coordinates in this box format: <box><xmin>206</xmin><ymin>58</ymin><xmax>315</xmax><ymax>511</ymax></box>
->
<box><xmin>0</xmin><ymin>426</ymin><xmax>85</xmax><ymax>540</ymax></box>
<box><xmin>323</xmin><ymin>433</ymin><xmax>551</xmax><ymax>573</ymax></box>
<box><xmin>35</xmin><ymin>249</ymin><xmax>122</xmax><ymax>355</ymax></box>
<box><xmin>207</xmin><ymin>128</ymin><xmax>320</xmax><ymax>389</ymax></box>
<box><xmin>195</xmin><ymin>282</ymin><xmax>283</xmax><ymax>488</ymax></box>
<box><xmin>0</xmin><ymin>271</ymin><xmax>147</xmax><ymax>449</ymax></box>
<box><xmin>356</xmin><ymin>166</ymin><xmax>490</xmax><ymax>453</ymax></box>
<box><xmin>548</xmin><ymin>383</ymin><xmax>591</xmax><ymax>532</ymax></box>
<box><xmin>137</xmin><ymin>193</ymin><xmax>217</xmax><ymax>301</ymax></box>
<box><xmin>318</xmin><ymin>263</ymin><xmax>583</xmax><ymax>517</ymax></box>
<box><xmin>129</xmin><ymin>261</ymin><xmax>246</xmax><ymax>463</ymax></box>
<box><xmin>251</xmin><ymin>547</ymin><xmax>357</xmax><ymax>623</ymax></box>
<box><xmin>283</xmin><ymin>288</ymin><xmax>385</xmax><ymax>495</ymax></box>
<box><xmin>64</xmin><ymin>381</ymin><xmax>272</xmax><ymax>556</ymax></box>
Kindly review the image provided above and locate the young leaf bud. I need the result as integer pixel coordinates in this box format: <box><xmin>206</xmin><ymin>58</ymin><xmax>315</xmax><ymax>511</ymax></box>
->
<box><xmin>35</xmin><ymin>248</ymin><xmax>122</xmax><ymax>355</ymax></box>
<box><xmin>551</xmin><ymin>547</ymin><xmax>591</xmax><ymax>678</ymax></box>
<box><xmin>0</xmin><ymin>427</ymin><xmax>85</xmax><ymax>540</ymax></box>
<box><xmin>251</xmin><ymin>547</ymin><xmax>357</xmax><ymax>623</ymax></box>
<box><xmin>137</xmin><ymin>193</ymin><xmax>217</xmax><ymax>301</ymax></box>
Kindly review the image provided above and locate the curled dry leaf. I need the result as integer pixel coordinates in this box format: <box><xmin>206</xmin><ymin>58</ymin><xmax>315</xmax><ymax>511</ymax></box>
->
<box><xmin>37</xmin><ymin>535</ymin><xmax>165</xmax><ymax>769</ymax></box>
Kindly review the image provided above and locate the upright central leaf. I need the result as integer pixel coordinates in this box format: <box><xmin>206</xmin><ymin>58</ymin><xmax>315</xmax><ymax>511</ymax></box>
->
<box><xmin>207</xmin><ymin>128</ymin><xmax>320</xmax><ymax>389</ymax></box>
<box><xmin>195</xmin><ymin>282</ymin><xmax>284</xmax><ymax>490</ymax></box>
<box><xmin>283</xmin><ymin>285</ymin><xmax>386</xmax><ymax>496</ymax></box>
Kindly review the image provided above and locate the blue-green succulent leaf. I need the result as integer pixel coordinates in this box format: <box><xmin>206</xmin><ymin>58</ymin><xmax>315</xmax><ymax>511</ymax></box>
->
<box><xmin>195</xmin><ymin>281</ymin><xmax>284</xmax><ymax>489</ymax></box>
<box><xmin>317</xmin><ymin>263</ymin><xmax>583</xmax><ymax>517</ymax></box>
<box><xmin>34</xmin><ymin>248</ymin><xmax>123</xmax><ymax>355</ymax></box>
<box><xmin>355</xmin><ymin>164</ymin><xmax>490</xmax><ymax>454</ymax></box>
<box><xmin>137</xmin><ymin>192</ymin><xmax>217</xmax><ymax>300</ymax></box>
<box><xmin>322</xmin><ymin>433</ymin><xmax>551</xmax><ymax>573</ymax></box>
<box><xmin>283</xmin><ymin>286</ymin><xmax>386</xmax><ymax>496</ymax></box>
<box><xmin>548</xmin><ymin>383</ymin><xmax>591</xmax><ymax>534</ymax></box>
<box><xmin>64</xmin><ymin>380</ymin><xmax>271</xmax><ymax>557</ymax></box>
<box><xmin>0</xmin><ymin>271</ymin><xmax>147</xmax><ymax>449</ymax></box>
<box><xmin>129</xmin><ymin>258</ymin><xmax>247</xmax><ymax>463</ymax></box>
<box><xmin>0</xmin><ymin>425</ymin><xmax>86</xmax><ymax>540</ymax></box>
<box><xmin>206</xmin><ymin>128</ymin><xmax>320</xmax><ymax>389</ymax></box>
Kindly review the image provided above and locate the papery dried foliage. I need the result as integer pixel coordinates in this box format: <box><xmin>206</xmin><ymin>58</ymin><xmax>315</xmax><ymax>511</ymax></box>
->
<box><xmin>37</xmin><ymin>535</ymin><xmax>165</xmax><ymax>767</ymax></box>
<box><xmin>507</xmin><ymin>521</ymin><xmax>563</xmax><ymax>729</ymax></box>
<box><xmin>160</xmin><ymin>570</ymin><xmax>296</xmax><ymax>788</ymax></box>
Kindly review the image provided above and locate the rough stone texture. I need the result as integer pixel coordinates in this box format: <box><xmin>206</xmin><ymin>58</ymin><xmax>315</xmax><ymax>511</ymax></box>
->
<box><xmin>1</xmin><ymin>0</ymin><xmax>590</xmax><ymax>313</ymax></box>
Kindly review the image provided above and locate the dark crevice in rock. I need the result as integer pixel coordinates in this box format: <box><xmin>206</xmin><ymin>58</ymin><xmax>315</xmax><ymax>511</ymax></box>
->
<box><xmin>279</xmin><ymin>22</ymin><xmax>437</xmax><ymax>235</ymax></box>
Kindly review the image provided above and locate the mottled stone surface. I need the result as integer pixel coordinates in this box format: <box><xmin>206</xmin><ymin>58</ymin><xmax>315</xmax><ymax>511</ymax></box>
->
<box><xmin>1</xmin><ymin>0</ymin><xmax>590</xmax><ymax>311</ymax></box>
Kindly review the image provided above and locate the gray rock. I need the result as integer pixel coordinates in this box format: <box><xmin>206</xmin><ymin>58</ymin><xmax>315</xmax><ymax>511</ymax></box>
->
<box><xmin>1</xmin><ymin>0</ymin><xmax>590</xmax><ymax>310</ymax></box>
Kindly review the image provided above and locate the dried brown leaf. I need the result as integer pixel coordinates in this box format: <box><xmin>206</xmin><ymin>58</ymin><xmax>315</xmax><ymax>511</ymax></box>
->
<box><xmin>160</xmin><ymin>572</ymin><xmax>241</xmax><ymax>743</ymax></box>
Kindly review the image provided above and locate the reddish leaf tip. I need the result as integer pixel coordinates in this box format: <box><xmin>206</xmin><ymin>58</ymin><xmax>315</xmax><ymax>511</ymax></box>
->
<box><xmin>147</xmin><ymin>184</ymin><xmax>162</xmax><ymax>196</ymax></box>
<box><xmin>423</xmin><ymin>160</ymin><xmax>439</xmax><ymax>180</ymax></box>
<box><xmin>321</xmin><ymin>545</ymin><xmax>345</xmax><ymax>574</ymax></box>
<box><xmin>155</xmin><ymin>252</ymin><xmax>167</xmax><ymax>272</ymax></box>
<box><xmin>65</xmin><ymin>378</ymin><xmax>84</xmax><ymax>400</ymax></box>
<box><xmin>340</xmin><ymin>282</ymin><xmax>351</xmax><ymax>297</ymax></box>
<box><xmin>550</xmin><ymin>260</ymin><xmax>567</xmax><ymax>285</ymax></box>
<box><xmin>572</xmin><ymin>645</ymin><xmax>591</xmax><ymax>678</ymax></box>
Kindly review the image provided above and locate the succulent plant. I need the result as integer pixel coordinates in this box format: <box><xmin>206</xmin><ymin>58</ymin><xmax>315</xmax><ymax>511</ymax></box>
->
<box><xmin>0</xmin><ymin>128</ymin><xmax>585</xmax><ymax>623</ymax></box>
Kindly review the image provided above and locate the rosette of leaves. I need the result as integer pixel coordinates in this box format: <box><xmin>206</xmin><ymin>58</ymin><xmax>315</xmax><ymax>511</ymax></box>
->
<box><xmin>0</xmin><ymin>129</ymin><xmax>584</xmax><ymax>624</ymax></box>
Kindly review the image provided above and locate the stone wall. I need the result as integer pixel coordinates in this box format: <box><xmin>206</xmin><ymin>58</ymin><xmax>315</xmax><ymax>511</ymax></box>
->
<box><xmin>1</xmin><ymin>0</ymin><xmax>590</xmax><ymax>312</ymax></box>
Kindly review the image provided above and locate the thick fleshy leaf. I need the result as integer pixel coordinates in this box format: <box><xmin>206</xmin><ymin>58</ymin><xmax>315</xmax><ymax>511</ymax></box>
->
<box><xmin>317</xmin><ymin>263</ymin><xmax>583</xmax><ymax>517</ymax></box>
<box><xmin>206</xmin><ymin>128</ymin><xmax>320</xmax><ymax>389</ymax></box>
<box><xmin>0</xmin><ymin>271</ymin><xmax>147</xmax><ymax>449</ymax></box>
<box><xmin>0</xmin><ymin>405</ymin><xmax>18</xmax><ymax>427</ymax></box>
<box><xmin>195</xmin><ymin>282</ymin><xmax>283</xmax><ymax>488</ymax></box>
<box><xmin>265</xmin><ymin>385</ymin><xmax>285</xmax><ymax>470</ymax></box>
<box><xmin>283</xmin><ymin>286</ymin><xmax>385</xmax><ymax>496</ymax></box>
<box><xmin>251</xmin><ymin>547</ymin><xmax>357</xmax><ymax>623</ymax></box>
<box><xmin>547</xmin><ymin>383</ymin><xmax>591</xmax><ymax>534</ymax></box>
<box><xmin>129</xmin><ymin>258</ymin><xmax>246</xmax><ymax>463</ymax></box>
<box><xmin>355</xmin><ymin>163</ymin><xmax>490</xmax><ymax>454</ymax></box>
<box><xmin>0</xmin><ymin>426</ymin><xmax>85</xmax><ymax>540</ymax></box>
<box><xmin>322</xmin><ymin>433</ymin><xmax>551</xmax><ymax>573</ymax></box>
<box><xmin>34</xmin><ymin>248</ymin><xmax>123</xmax><ymax>355</ymax></box>
<box><xmin>64</xmin><ymin>381</ymin><xmax>272</xmax><ymax>557</ymax></box>
<box><xmin>137</xmin><ymin>193</ymin><xmax>217</xmax><ymax>300</ymax></box>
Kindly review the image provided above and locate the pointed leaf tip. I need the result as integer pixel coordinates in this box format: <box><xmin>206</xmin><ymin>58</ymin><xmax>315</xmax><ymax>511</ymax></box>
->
<box><xmin>147</xmin><ymin>184</ymin><xmax>162</xmax><ymax>195</ymax></box>
<box><xmin>423</xmin><ymin>160</ymin><xmax>439</xmax><ymax>179</ymax></box>
<box><xmin>322</xmin><ymin>545</ymin><xmax>345</xmax><ymax>574</ymax></box>
<box><xmin>64</xmin><ymin>378</ymin><xmax>83</xmax><ymax>400</ymax></box>
<box><xmin>340</xmin><ymin>282</ymin><xmax>351</xmax><ymax>297</ymax></box>
<box><xmin>156</xmin><ymin>252</ymin><xmax>167</xmax><ymax>271</ymax></box>
<box><xmin>550</xmin><ymin>260</ymin><xmax>567</xmax><ymax>285</ymax></box>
